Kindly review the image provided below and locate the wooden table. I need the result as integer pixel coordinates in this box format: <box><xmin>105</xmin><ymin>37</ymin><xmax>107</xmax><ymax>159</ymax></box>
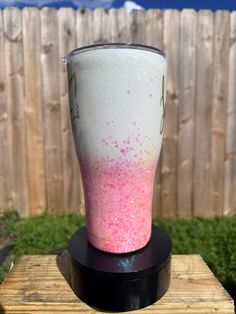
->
<box><xmin>0</xmin><ymin>255</ymin><xmax>234</xmax><ymax>313</ymax></box>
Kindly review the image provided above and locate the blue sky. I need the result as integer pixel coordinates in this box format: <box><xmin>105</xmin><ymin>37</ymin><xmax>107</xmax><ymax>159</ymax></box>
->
<box><xmin>0</xmin><ymin>0</ymin><xmax>235</xmax><ymax>10</ymax></box>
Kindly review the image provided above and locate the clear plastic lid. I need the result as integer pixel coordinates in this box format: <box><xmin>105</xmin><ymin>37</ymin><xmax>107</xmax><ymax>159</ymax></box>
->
<box><xmin>62</xmin><ymin>43</ymin><xmax>166</xmax><ymax>64</ymax></box>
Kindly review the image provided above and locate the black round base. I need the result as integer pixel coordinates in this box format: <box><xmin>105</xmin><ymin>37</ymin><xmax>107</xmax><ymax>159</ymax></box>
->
<box><xmin>68</xmin><ymin>225</ymin><xmax>172</xmax><ymax>312</ymax></box>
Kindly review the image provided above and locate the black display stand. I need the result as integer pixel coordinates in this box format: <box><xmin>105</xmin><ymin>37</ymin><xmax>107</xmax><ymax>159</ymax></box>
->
<box><xmin>68</xmin><ymin>225</ymin><xmax>172</xmax><ymax>312</ymax></box>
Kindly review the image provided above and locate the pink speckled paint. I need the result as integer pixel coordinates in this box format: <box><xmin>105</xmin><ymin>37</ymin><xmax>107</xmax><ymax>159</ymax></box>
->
<box><xmin>80</xmin><ymin>159</ymin><xmax>156</xmax><ymax>253</ymax></box>
<box><xmin>66</xmin><ymin>44</ymin><xmax>167</xmax><ymax>253</ymax></box>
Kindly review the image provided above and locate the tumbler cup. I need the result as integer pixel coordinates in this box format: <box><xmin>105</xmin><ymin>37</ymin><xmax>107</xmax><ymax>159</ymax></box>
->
<box><xmin>65</xmin><ymin>44</ymin><xmax>167</xmax><ymax>253</ymax></box>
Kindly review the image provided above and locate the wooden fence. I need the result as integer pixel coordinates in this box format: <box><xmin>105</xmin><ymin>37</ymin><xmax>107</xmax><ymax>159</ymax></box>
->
<box><xmin>0</xmin><ymin>7</ymin><xmax>236</xmax><ymax>218</ymax></box>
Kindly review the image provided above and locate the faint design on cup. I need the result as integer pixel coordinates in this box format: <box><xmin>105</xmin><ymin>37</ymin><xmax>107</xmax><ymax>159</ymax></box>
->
<box><xmin>160</xmin><ymin>75</ymin><xmax>166</xmax><ymax>135</ymax></box>
<box><xmin>69</xmin><ymin>73</ymin><xmax>80</xmax><ymax>131</ymax></box>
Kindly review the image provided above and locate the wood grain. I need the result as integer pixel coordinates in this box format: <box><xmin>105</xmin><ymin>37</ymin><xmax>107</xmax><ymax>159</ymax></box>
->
<box><xmin>3</xmin><ymin>7</ymin><xmax>28</xmax><ymax>216</ymax></box>
<box><xmin>40</xmin><ymin>8</ymin><xmax>63</xmax><ymax>214</ymax></box>
<box><xmin>224</xmin><ymin>11</ymin><xmax>236</xmax><ymax>216</ymax></box>
<box><xmin>193</xmin><ymin>10</ymin><xmax>213</xmax><ymax>217</ymax></box>
<box><xmin>145</xmin><ymin>9</ymin><xmax>163</xmax><ymax>49</ymax></box>
<box><xmin>93</xmin><ymin>8</ymin><xmax>109</xmax><ymax>44</ymax></box>
<box><xmin>127</xmin><ymin>9</ymin><xmax>146</xmax><ymax>43</ymax></box>
<box><xmin>23</xmin><ymin>8</ymin><xmax>46</xmax><ymax>216</ymax></box>
<box><xmin>76</xmin><ymin>9</ymin><xmax>93</xmax><ymax>47</ymax></box>
<box><xmin>0</xmin><ymin>10</ymin><xmax>7</xmax><ymax>213</ymax></box>
<box><xmin>109</xmin><ymin>8</ymin><xmax>128</xmax><ymax>42</ymax></box>
<box><xmin>161</xmin><ymin>10</ymin><xmax>180</xmax><ymax>217</ymax></box>
<box><xmin>209</xmin><ymin>11</ymin><xmax>230</xmax><ymax>216</ymax></box>
<box><xmin>0</xmin><ymin>255</ymin><xmax>233</xmax><ymax>313</ymax></box>
<box><xmin>177</xmin><ymin>9</ymin><xmax>197</xmax><ymax>218</ymax></box>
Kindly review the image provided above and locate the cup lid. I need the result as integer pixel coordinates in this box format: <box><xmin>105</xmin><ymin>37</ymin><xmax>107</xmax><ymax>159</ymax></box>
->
<box><xmin>62</xmin><ymin>43</ymin><xmax>167</xmax><ymax>64</ymax></box>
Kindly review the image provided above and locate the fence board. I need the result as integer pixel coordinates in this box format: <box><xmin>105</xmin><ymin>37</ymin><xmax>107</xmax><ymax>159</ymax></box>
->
<box><xmin>93</xmin><ymin>8</ymin><xmax>109</xmax><ymax>44</ymax></box>
<box><xmin>145</xmin><ymin>9</ymin><xmax>163</xmax><ymax>217</ymax></box>
<box><xmin>193</xmin><ymin>10</ymin><xmax>213</xmax><ymax>217</ymax></box>
<box><xmin>76</xmin><ymin>9</ymin><xmax>93</xmax><ymax>47</ymax></box>
<box><xmin>224</xmin><ymin>12</ymin><xmax>236</xmax><ymax>216</ymax></box>
<box><xmin>58</xmin><ymin>8</ymin><xmax>82</xmax><ymax>214</ymax></box>
<box><xmin>3</xmin><ymin>7</ymin><xmax>28</xmax><ymax>216</ymax></box>
<box><xmin>23</xmin><ymin>8</ymin><xmax>46</xmax><ymax>216</ymax></box>
<box><xmin>161</xmin><ymin>10</ymin><xmax>180</xmax><ymax>217</ymax></box>
<box><xmin>209</xmin><ymin>11</ymin><xmax>230</xmax><ymax>216</ymax></box>
<box><xmin>177</xmin><ymin>9</ymin><xmax>197</xmax><ymax>218</ymax></box>
<box><xmin>109</xmin><ymin>8</ymin><xmax>128</xmax><ymax>42</ymax></box>
<box><xmin>128</xmin><ymin>9</ymin><xmax>146</xmax><ymax>43</ymax></box>
<box><xmin>145</xmin><ymin>9</ymin><xmax>163</xmax><ymax>48</ymax></box>
<box><xmin>41</xmin><ymin>8</ymin><xmax>63</xmax><ymax>213</ymax></box>
<box><xmin>0</xmin><ymin>11</ymin><xmax>7</xmax><ymax>213</ymax></box>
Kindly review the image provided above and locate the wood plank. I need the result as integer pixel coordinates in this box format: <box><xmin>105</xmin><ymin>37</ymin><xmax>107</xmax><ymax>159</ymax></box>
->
<box><xmin>0</xmin><ymin>10</ymin><xmax>7</xmax><ymax>213</ymax></box>
<box><xmin>58</xmin><ymin>8</ymin><xmax>82</xmax><ymax>214</ymax></box>
<box><xmin>127</xmin><ymin>9</ymin><xmax>146</xmax><ymax>43</ymax></box>
<box><xmin>109</xmin><ymin>8</ymin><xmax>128</xmax><ymax>42</ymax></box>
<box><xmin>177</xmin><ymin>9</ymin><xmax>197</xmax><ymax>218</ymax></box>
<box><xmin>76</xmin><ymin>8</ymin><xmax>93</xmax><ymax>47</ymax></box>
<box><xmin>209</xmin><ymin>11</ymin><xmax>230</xmax><ymax>216</ymax></box>
<box><xmin>145</xmin><ymin>9</ymin><xmax>163</xmax><ymax>218</ymax></box>
<box><xmin>193</xmin><ymin>10</ymin><xmax>214</xmax><ymax>217</ymax></box>
<box><xmin>161</xmin><ymin>10</ymin><xmax>180</xmax><ymax>217</ymax></box>
<box><xmin>93</xmin><ymin>8</ymin><xmax>110</xmax><ymax>44</ymax></box>
<box><xmin>224</xmin><ymin>11</ymin><xmax>236</xmax><ymax>216</ymax></box>
<box><xmin>40</xmin><ymin>8</ymin><xmax>63</xmax><ymax>214</ymax></box>
<box><xmin>0</xmin><ymin>255</ymin><xmax>234</xmax><ymax>313</ymax></box>
<box><xmin>145</xmin><ymin>9</ymin><xmax>163</xmax><ymax>49</ymax></box>
<box><xmin>3</xmin><ymin>7</ymin><xmax>28</xmax><ymax>216</ymax></box>
<box><xmin>23</xmin><ymin>8</ymin><xmax>46</xmax><ymax>216</ymax></box>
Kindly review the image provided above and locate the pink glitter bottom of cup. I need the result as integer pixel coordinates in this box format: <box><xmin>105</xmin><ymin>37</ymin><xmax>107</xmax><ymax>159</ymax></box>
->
<box><xmin>80</xmin><ymin>158</ymin><xmax>156</xmax><ymax>253</ymax></box>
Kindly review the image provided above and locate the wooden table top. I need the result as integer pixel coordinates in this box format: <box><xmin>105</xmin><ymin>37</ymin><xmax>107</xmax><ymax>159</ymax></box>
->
<box><xmin>0</xmin><ymin>254</ymin><xmax>234</xmax><ymax>313</ymax></box>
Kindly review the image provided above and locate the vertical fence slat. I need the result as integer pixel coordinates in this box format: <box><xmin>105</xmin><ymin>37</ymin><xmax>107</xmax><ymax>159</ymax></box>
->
<box><xmin>193</xmin><ymin>10</ymin><xmax>214</xmax><ymax>216</ymax></box>
<box><xmin>93</xmin><ymin>8</ymin><xmax>109</xmax><ymax>44</ymax></box>
<box><xmin>58</xmin><ymin>8</ymin><xmax>83</xmax><ymax>214</ymax></box>
<box><xmin>41</xmin><ymin>8</ymin><xmax>63</xmax><ymax>213</ymax></box>
<box><xmin>0</xmin><ymin>10</ymin><xmax>7</xmax><ymax>213</ymax></box>
<box><xmin>224</xmin><ymin>12</ymin><xmax>236</xmax><ymax>216</ymax></box>
<box><xmin>23</xmin><ymin>8</ymin><xmax>46</xmax><ymax>216</ymax></box>
<box><xmin>4</xmin><ymin>7</ymin><xmax>28</xmax><ymax>216</ymax></box>
<box><xmin>76</xmin><ymin>9</ymin><xmax>93</xmax><ymax>47</ymax></box>
<box><xmin>209</xmin><ymin>11</ymin><xmax>230</xmax><ymax>216</ymax></box>
<box><xmin>128</xmin><ymin>9</ymin><xmax>146</xmax><ymax>43</ymax></box>
<box><xmin>109</xmin><ymin>8</ymin><xmax>128</xmax><ymax>42</ymax></box>
<box><xmin>145</xmin><ymin>9</ymin><xmax>163</xmax><ymax>217</ymax></box>
<box><xmin>145</xmin><ymin>9</ymin><xmax>163</xmax><ymax>49</ymax></box>
<box><xmin>177</xmin><ymin>9</ymin><xmax>197</xmax><ymax>218</ymax></box>
<box><xmin>161</xmin><ymin>10</ymin><xmax>180</xmax><ymax>217</ymax></box>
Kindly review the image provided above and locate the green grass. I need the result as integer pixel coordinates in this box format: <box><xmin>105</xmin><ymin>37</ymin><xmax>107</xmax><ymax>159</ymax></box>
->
<box><xmin>0</xmin><ymin>210</ymin><xmax>235</xmax><ymax>301</ymax></box>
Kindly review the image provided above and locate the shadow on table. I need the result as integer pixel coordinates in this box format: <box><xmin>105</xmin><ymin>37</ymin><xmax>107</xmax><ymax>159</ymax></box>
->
<box><xmin>55</xmin><ymin>251</ymin><xmax>109</xmax><ymax>313</ymax></box>
<box><xmin>56</xmin><ymin>250</ymin><xmax>71</xmax><ymax>287</ymax></box>
<box><xmin>0</xmin><ymin>304</ymin><xmax>5</xmax><ymax>313</ymax></box>
<box><xmin>0</xmin><ymin>244</ymin><xmax>12</xmax><ymax>265</ymax></box>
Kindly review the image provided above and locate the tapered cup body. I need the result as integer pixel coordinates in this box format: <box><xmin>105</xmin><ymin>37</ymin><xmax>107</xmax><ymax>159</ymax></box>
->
<box><xmin>66</xmin><ymin>44</ymin><xmax>167</xmax><ymax>253</ymax></box>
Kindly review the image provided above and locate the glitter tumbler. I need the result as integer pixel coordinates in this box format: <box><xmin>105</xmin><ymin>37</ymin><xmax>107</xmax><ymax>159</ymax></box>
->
<box><xmin>65</xmin><ymin>44</ymin><xmax>167</xmax><ymax>254</ymax></box>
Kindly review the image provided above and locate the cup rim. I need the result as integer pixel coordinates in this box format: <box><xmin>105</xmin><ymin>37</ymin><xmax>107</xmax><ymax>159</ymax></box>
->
<box><xmin>64</xmin><ymin>43</ymin><xmax>166</xmax><ymax>63</ymax></box>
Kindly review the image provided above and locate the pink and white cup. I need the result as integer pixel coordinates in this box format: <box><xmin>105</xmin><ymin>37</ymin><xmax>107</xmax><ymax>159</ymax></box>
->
<box><xmin>65</xmin><ymin>44</ymin><xmax>167</xmax><ymax>254</ymax></box>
